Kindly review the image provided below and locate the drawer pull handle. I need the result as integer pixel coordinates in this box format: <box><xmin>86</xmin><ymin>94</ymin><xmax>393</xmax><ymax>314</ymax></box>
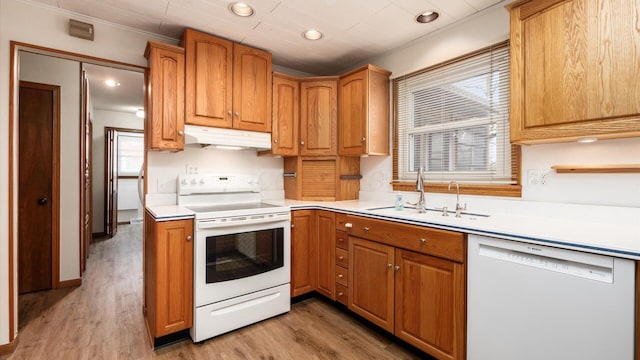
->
<box><xmin>387</xmin><ymin>263</ymin><xmax>392</xmax><ymax>269</ymax></box>
<box><xmin>338</xmin><ymin>256</ymin><xmax>344</xmax><ymax>260</ymax></box>
<box><xmin>394</xmin><ymin>265</ymin><xmax>400</xmax><ymax>272</ymax></box>
<box><xmin>420</xmin><ymin>238</ymin><xmax>426</xmax><ymax>244</ymax></box>
<box><xmin>338</xmin><ymin>274</ymin><xmax>344</xmax><ymax>278</ymax></box>
<box><xmin>338</xmin><ymin>292</ymin><xmax>344</xmax><ymax>296</ymax></box>
<box><xmin>345</xmin><ymin>223</ymin><xmax>352</xmax><ymax>229</ymax></box>
<box><xmin>338</xmin><ymin>238</ymin><xmax>344</xmax><ymax>242</ymax></box>
<box><xmin>363</xmin><ymin>226</ymin><xmax>370</xmax><ymax>232</ymax></box>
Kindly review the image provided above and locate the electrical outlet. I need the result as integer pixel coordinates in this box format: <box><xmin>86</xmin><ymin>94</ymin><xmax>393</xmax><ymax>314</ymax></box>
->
<box><xmin>186</xmin><ymin>164</ymin><xmax>199</xmax><ymax>174</ymax></box>
<box><xmin>528</xmin><ymin>169</ymin><xmax>549</xmax><ymax>186</ymax></box>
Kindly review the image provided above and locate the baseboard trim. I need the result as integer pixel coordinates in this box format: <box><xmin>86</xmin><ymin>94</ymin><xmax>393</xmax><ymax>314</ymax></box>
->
<box><xmin>0</xmin><ymin>334</ymin><xmax>19</xmax><ymax>356</ymax></box>
<box><xmin>58</xmin><ymin>278</ymin><xmax>82</xmax><ymax>288</ymax></box>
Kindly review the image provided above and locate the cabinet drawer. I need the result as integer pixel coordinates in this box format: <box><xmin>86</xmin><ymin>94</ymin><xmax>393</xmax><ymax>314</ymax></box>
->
<box><xmin>335</xmin><ymin>266</ymin><xmax>348</xmax><ymax>286</ymax></box>
<box><xmin>335</xmin><ymin>283</ymin><xmax>348</xmax><ymax>306</ymax></box>
<box><xmin>335</xmin><ymin>248</ymin><xmax>348</xmax><ymax>268</ymax></box>
<box><xmin>336</xmin><ymin>230</ymin><xmax>348</xmax><ymax>250</ymax></box>
<box><xmin>346</xmin><ymin>215</ymin><xmax>465</xmax><ymax>262</ymax></box>
<box><xmin>336</xmin><ymin>213</ymin><xmax>348</xmax><ymax>231</ymax></box>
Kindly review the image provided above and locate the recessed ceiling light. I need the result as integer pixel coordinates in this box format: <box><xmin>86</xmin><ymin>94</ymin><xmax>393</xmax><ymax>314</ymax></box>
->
<box><xmin>577</xmin><ymin>137</ymin><xmax>598</xmax><ymax>143</ymax></box>
<box><xmin>135</xmin><ymin>109</ymin><xmax>144</xmax><ymax>119</ymax></box>
<box><xmin>228</xmin><ymin>2</ymin><xmax>254</xmax><ymax>17</ymax></box>
<box><xmin>105</xmin><ymin>79</ymin><xmax>120</xmax><ymax>87</ymax></box>
<box><xmin>415</xmin><ymin>10</ymin><xmax>439</xmax><ymax>24</ymax></box>
<box><xmin>303</xmin><ymin>29</ymin><xmax>323</xmax><ymax>40</ymax></box>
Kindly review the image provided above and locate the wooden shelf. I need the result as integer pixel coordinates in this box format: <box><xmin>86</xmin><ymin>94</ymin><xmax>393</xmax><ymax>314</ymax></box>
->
<box><xmin>551</xmin><ymin>164</ymin><xmax>640</xmax><ymax>174</ymax></box>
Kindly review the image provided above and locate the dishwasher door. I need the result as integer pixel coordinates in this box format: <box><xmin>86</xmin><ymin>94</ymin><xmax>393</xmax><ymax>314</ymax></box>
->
<box><xmin>467</xmin><ymin>234</ymin><xmax>635</xmax><ymax>360</ymax></box>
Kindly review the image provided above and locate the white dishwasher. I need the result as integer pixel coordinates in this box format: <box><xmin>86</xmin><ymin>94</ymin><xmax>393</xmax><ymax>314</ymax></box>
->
<box><xmin>467</xmin><ymin>234</ymin><xmax>635</xmax><ymax>360</ymax></box>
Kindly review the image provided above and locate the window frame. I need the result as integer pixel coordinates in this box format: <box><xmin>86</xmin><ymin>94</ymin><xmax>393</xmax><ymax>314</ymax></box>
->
<box><xmin>391</xmin><ymin>40</ymin><xmax>521</xmax><ymax>197</ymax></box>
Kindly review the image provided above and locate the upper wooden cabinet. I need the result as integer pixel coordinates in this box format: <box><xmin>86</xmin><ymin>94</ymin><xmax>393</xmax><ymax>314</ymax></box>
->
<box><xmin>300</xmin><ymin>78</ymin><xmax>338</xmax><ymax>156</ymax></box>
<box><xmin>144</xmin><ymin>41</ymin><xmax>185</xmax><ymax>151</ymax></box>
<box><xmin>339</xmin><ymin>65</ymin><xmax>391</xmax><ymax>155</ymax></box>
<box><xmin>508</xmin><ymin>0</ymin><xmax>640</xmax><ymax>144</ymax></box>
<box><xmin>271</xmin><ymin>73</ymin><xmax>300</xmax><ymax>156</ymax></box>
<box><xmin>183</xmin><ymin>28</ymin><xmax>272</xmax><ymax>132</ymax></box>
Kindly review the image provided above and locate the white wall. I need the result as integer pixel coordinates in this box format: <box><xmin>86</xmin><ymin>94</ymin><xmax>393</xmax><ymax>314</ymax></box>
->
<box><xmin>146</xmin><ymin>147</ymin><xmax>284</xmax><ymax>204</ymax></box>
<box><xmin>358</xmin><ymin>1</ymin><xmax>640</xmax><ymax>209</ymax></box>
<box><xmin>0</xmin><ymin>0</ymin><xmax>173</xmax><ymax>345</ymax></box>
<box><xmin>19</xmin><ymin>51</ymin><xmax>81</xmax><ymax>284</ymax></box>
<box><xmin>91</xmin><ymin>110</ymin><xmax>143</xmax><ymax>233</ymax></box>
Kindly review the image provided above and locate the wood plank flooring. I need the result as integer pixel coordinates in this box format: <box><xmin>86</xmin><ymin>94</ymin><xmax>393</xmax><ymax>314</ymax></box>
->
<box><xmin>4</xmin><ymin>224</ymin><xmax>429</xmax><ymax>360</ymax></box>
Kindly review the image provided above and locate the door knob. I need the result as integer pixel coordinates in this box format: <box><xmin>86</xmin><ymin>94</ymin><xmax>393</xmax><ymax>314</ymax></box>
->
<box><xmin>38</xmin><ymin>197</ymin><xmax>48</xmax><ymax>205</ymax></box>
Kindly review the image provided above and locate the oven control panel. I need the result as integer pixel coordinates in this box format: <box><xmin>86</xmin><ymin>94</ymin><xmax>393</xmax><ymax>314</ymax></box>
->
<box><xmin>178</xmin><ymin>174</ymin><xmax>260</xmax><ymax>195</ymax></box>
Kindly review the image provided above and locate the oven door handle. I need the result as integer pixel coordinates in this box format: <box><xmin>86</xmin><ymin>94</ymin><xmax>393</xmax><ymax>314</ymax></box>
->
<box><xmin>197</xmin><ymin>213</ymin><xmax>290</xmax><ymax>230</ymax></box>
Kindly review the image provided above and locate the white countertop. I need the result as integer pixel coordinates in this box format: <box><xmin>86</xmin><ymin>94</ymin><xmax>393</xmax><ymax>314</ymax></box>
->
<box><xmin>147</xmin><ymin>199</ymin><xmax>640</xmax><ymax>260</ymax></box>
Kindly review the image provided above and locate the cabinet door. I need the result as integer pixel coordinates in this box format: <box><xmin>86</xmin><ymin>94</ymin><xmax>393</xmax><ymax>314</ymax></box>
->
<box><xmin>300</xmin><ymin>80</ymin><xmax>337</xmax><ymax>156</ymax></box>
<box><xmin>233</xmin><ymin>43</ymin><xmax>272</xmax><ymax>132</ymax></box>
<box><xmin>338</xmin><ymin>69</ymin><xmax>366</xmax><ymax>155</ymax></box>
<box><xmin>316</xmin><ymin>210</ymin><xmax>335</xmax><ymax>299</ymax></box>
<box><xmin>291</xmin><ymin>210</ymin><xmax>316</xmax><ymax>297</ymax></box>
<box><xmin>348</xmin><ymin>237</ymin><xmax>394</xmax><ymax>332</ymax></box>
<box><xmin>510</xmin><ymin>0</ymin><xmax>640</xmax><ymax>143</ymax></box>
<box><xmin>395</xmin><ymin>249</ymin><xmax>465</xmax><ymax>360</ymax></box>
<box><xmin>272</xmin><ymin>74</ymin><xmax>299</xmax><ymax>155</ymax></box>
<box><xmin>154</xmin><ymin>217</ymin><xmax>193</xmax><ymax>337</ymax></box>
<box><xmin>145</xmin><ymin>41</ymin><xmax>185</xmax><ymax>151</ymax></box>
<box><xmin>184</xmin><ymin>29</ymin><xmax>233</xmax><ymax>128</ymax></box>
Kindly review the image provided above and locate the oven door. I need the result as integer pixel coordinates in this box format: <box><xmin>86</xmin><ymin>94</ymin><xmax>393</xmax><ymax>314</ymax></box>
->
<box><xmin>194</xmin><ymin>212</ymin><xmax>291</xmax><ymax>307</ymax></box>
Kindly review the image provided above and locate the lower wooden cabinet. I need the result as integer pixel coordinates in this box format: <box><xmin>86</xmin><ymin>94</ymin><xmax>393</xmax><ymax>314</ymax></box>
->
<box><xmin>291</xmin><ymin>210</ymin><xmax>316</xmax><ymax>297</ymax></box>
<box><xmin>143</xmin><ymin>211</ymin><xmax>193</xmax><ymax>343</ymax></box>
<box><xmin>316</xmin><ymin>210</ymin><xmax>335</xmax><ymax>299</ymax></box>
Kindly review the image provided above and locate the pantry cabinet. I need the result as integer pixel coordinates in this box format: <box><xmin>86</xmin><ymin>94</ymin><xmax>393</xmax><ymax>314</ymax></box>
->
<box><xmin>143</xmin><ymin>211</ymin><xmax>193</xmax><ymax>343</ymax></box>
<box><xmin>271</xmin><ymin>73</ymin><xmax>300</xmax><ymax>156</ymax></box>
<box><xmin>346</xmin><ymin>214</ymin><xmax>466</xmax><ymax>360</ymax></box>
<box><xmin>508</xmin><ymin>0</ymin><xmax>640</xmax><ymax>144</ymax></box>
<box><xmin>144</xmin><ymin>41</ymin><xmax>185</xmax><ymax>151</ymax></box>
<box><xmin>300</xmin><ymin>78</ymin><xmax>338</xmax><ymax>156</ymax></box>
<box><xmin>183</xmin><ymin>28</ymin><xmax>272</xmax><ymax>132</ymax></box>
<box><xmin>339</xmin><ymin>65</ymin><xmax>391</xmax><ymax>155</ymax></box>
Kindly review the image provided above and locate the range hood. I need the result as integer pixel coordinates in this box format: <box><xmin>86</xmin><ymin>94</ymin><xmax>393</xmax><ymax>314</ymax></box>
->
<box><xmin>184</xmin><ymin>124</ymin><xmax>272</xmax><ymax>150</ymax></box>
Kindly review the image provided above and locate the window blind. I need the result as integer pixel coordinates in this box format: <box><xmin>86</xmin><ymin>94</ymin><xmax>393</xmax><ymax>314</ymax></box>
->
<box><xmin>394</xmin><ymin>41</ymin><xmax>513</xmax><ymax>184</ymax></box>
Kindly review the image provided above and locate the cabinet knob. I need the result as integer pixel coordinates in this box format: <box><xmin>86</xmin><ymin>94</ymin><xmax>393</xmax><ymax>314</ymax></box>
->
<box><xmin>338</xmin><ymin>274</ymin><xmax>344</xmax><ymax>278</ymax></box>
<box><xmin>338</xmin><ymin>237</ymin><xmax>344</xmax><ymax>243</ymax></box>
<box><xmin>344</xmin><ymin>223</ymin><xmax>352</xmax><ymax>229</ymax></box>
<box><xmin>363</xmin><ymin>226</ymin><xmax>370</xmax><ymax>232</ymax></box>
<box><xmin>420</xmin><ymin>238</ymin><xmax>426</xmax><ymax>244</ymax></box>
<box><xmin>338</xmin><ymin>256</ymin><xmax>344</xmax><ymax>260</ymax></box>
<box><xmin>394</xmin><ymin>265</ymin><xmax>400</xmax><ymax>272</ymax></box>
<box><xmin>387</xmin><ymin>263</ymin><xmax>392</xmax><ymax>269</ymax></box>
<box><xmin>178</xmin><ymin>130</ymin><xmax>184</xmax><ymax>136</ymax></box>
<box><xmin>274</xmin><ymin>139</ymin><xmax>278</xmax><ymax>143</ymax></box>
<box><xmin>291</xmin><ymin>223</ymin><xmax>295</xmax><ymax>228</ymax></box>
<box><xmin>235</xmin><ymin>111</ymin><xmax>240</xmax><ymax>116</ymax></box>
<box><xmin>186</xmin><ymin>235</ymin><xmax>192</xmax><ymax>241</ymax></box>
<box><xmin>338</xmin><ymin>292</ymin><xmax>344</xmax><ymax>297</ymax></box>
<box><xmin>228</xmin><ymin>110</ymin><xmax>232</xmax><ymax>115</ymax></box>
<box><xmin>300</xmin><ymin>141</ymin><xmax>305</xmax><ymax>145</ymax></box>
<box><xmin>361</xmin><ymin>137</ymin><xmax>366</xmax><ymax>142</ymax></box>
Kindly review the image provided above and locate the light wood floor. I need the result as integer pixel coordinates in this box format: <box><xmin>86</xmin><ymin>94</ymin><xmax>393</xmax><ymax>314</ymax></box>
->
<box><xmin>5</xmin><ymin>224</ymin><xmax>429</xmax><ymax>360</ymax></box>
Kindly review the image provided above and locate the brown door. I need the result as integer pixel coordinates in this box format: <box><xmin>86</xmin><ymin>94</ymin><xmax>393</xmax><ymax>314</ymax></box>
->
<box><xmin>18</xmin><ymin>81</ymin><xmax>59</xmax><ymax>294</ymax></box>
<box><xmin>105</xmin><ymin>128</ymin><xmax>118</xmax><ymax>238</ymax></box>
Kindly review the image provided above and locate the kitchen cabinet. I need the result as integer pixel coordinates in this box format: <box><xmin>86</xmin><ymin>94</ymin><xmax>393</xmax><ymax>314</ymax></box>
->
<box><xmin>291</xmin><ymin>210</ymin><xmax>316</xmax><ymax>297</ymax></box>
<box><xmin>271</xmin><ymin>73</ymin><xmax>299</xmax><ymax>156</ymax></box>
<box><xmin>346</xmin><ymin>214</ymin><xmax>466</xmax><ymax>360</ymax></box>
<box><xmin>300</xmin><ymin>78</ymin><xmax>338</xmax><ymax>156</ymax></box>
<box><xmin>316</xmin><ymin>210</ymin><xmax>335</xmax><ymax>299</ymax></box>
<box><xmin>144</xmin><ymin>41</ymin><xmax>185</xmax><ymax>151</ymax></box>
<box><xmin>143</xmin><ymin>211</ymin><xmax>193</xmax><ymax>343</ymax></box>
<box><xmin>338</xmin><ymin>65</ymin><xmax>391</xmax><ymax>156</ymax></box>
<box><xmin>507</xmin><ymin>0</ymin><xmax>640</xmax><ymax>144</ymax></box>
<box><xmin>283</xmin><ymin>156</ymin><xmax>360</xmax><ymax>201</ymax></box>
<box><xmin>183</xmin><ymin>28</ymin><xmax>272</xmax><ymax>132</ymax></box>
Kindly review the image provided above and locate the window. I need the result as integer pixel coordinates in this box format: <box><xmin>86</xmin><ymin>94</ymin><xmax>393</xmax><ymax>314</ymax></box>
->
<box><xmin>394</xmin><ymin>41</ymin><xmax>519</xmax><ymax>193</ymax></box>
<box><xmin>117</xmin><ymin>133</ymin><xmax>144</xmax><ymax>176</ymax></box>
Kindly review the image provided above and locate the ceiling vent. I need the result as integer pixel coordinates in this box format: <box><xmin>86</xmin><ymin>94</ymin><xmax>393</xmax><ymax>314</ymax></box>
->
<box><xmin>69</xmin><ymin>19</ymin><xmax>94</xmax><ymax>41</ymax></box>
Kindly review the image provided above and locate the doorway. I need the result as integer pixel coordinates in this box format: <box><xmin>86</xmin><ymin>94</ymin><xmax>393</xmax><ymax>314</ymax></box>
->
<box><xmin>18</xmin><ymin>81</ymin><xmax>61</xmax><ymax>294</ymax></box>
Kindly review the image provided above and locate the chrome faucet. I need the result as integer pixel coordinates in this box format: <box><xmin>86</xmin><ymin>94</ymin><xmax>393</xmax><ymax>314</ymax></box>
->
<box><xmin>448</xmin><ymin>180</ymin><xmax>467</xmax><ymax>218</ymax></box>
<box><xmin>412</xmin><ymin>167</ymin><xmax>427</xmax><ymax>213</ymax></box>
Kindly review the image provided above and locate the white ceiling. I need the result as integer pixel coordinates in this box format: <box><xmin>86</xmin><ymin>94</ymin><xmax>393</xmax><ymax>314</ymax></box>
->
<box><xmin>83</xmin><ymin>63</ymin><xmax>144</xmax><ymax>114</ymax></box>
<box><xmin>29</xmin><ymin>0</ymin><xmax>505</xmax><ymax>75</ymax></box>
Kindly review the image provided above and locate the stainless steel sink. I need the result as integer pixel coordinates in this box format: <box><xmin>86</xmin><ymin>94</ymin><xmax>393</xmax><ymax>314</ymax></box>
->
<box><xmin>366</xmin><ymin>206</ymin><xmax>489</xmax><ymax>219</ymax></box>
